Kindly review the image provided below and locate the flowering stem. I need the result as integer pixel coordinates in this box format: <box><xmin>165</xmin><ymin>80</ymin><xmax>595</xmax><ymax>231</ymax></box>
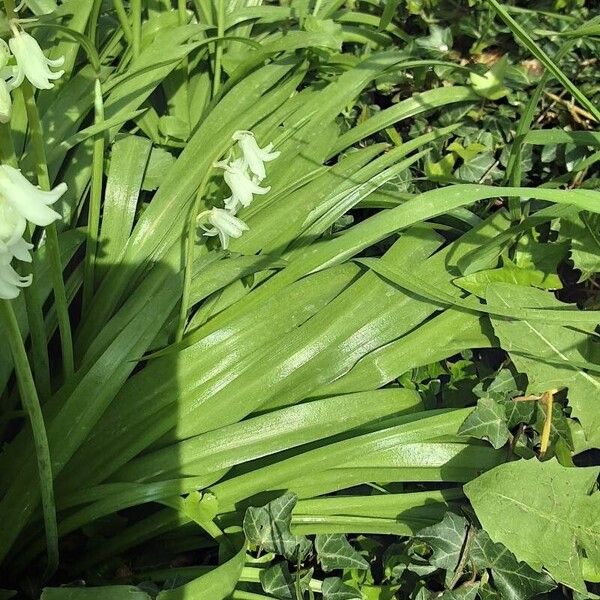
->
<box><xmin>131</xmin><ymin>0</ymin><xmax>141</xmax><ymax>59</ymax></box>
<box><xmin>175</xmin><ymin>179</ymin><xmax>212</xmax><ymax>342</ymax></box>
<box><xmin>0</xmin><ymin>299</ymin><xmax>59</xmax><ymax>577</ymax></box>
<box><xmin>21</xmin><ymin>80</ymin><xmax>75</xmax><ymax>379</ymax></box>
<box><xmin>112</xmin><ymin>0</ymin><xmax>133</xmax><ymax>44</ymax></box>
<box><xmin>82</xmin><ymin>79</ymin><xmax>105</xmax><ymax>313</ymax></box>
<box><xmin>212</xmin><ymin>0</ymin><xmax>225</xmax><ymax>97</ymax></box>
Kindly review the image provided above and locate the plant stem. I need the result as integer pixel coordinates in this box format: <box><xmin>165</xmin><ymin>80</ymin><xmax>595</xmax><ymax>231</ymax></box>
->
<box><xmin>175</xmin><ymin>174</ymin><xmax>211</xmax><ymax>342</ymax></box>
<box><xmin>22</xmin><ymin>80</ymin><xmax>74</xmax><ymax>379</ymax></box>
<box><xmin>112</xmin><ymin>0</ymin><xmax>133</xmax><ymax>44</ymax></box>
<box><xmin>131</xmin><ymin>0</ymin><xmax>141</xmax><ymax>59</ymax></box>
<box><xmin>0</xmin><ymin>87</ymin><xmax>52</xmax><ymax>397</ymax></box>
<box><xmin>212</xmin><ymin>0</ymin><xmax>225</xmax><ymax>96</ymax></box>
<box><xmin>82</xmin><ymin>79</ymin><xmax>105</xmax><ymax>313</ymax></box>
<box><xmin>0</xmin><ymin>300</ymin><xmax>59</xmax><ymax>577</ymax></box>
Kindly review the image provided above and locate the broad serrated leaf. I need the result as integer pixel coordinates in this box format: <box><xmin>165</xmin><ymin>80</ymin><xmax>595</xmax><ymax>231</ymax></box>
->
<box><xmin>417</xmin><ymin>512</ymin><xmax>468</xmax><ymax>572</ymax></box>
<box><xmin>471</xmin><ymin>530</ymin><xmax>556</xmax><ymax>600</ymax></box>
<box><xmin>486</xmin><ymin>283</ymin><xmax>600</xmax><ymax>448</ymax></box>
<box><xmin>315</xmin><ymin>534</ymin><xmax>369</xmax><ymax>572</ymax></box>
<box><xmin>465</xmin><ymin>458</ymin><xmax>600</xmax><ymax>592</ymax></box>
<box><xmin>562</xmin><ymin>212</ymin><xmax>600</xmax><ymax>280</ymax></box>
<box><xmin>243</xmin><ymin>493</ymin><xmax>311</xmax><ymax>561</ymax></box>
<box><xmin>321</xmin><ymin>577</ymin><xmax>362</xmax><ymax>600</ymax></box>
<box><xmin>458</xmin><ymin>398</ymin><xmax>510</xmax><ymax>449</ymax></box>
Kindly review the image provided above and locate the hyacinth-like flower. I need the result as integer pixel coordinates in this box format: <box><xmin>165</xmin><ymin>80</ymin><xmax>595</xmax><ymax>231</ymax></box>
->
<box><xmin>215</xmin><ymin>157</ymin><xmax>270</xmax><ymax>212</ymax></box>
<box><xmin>0</xmin><ymin>256</ymin><xmax>32</xmax><ymax>299</ymax></box>
<box><xmin>232</xmin><ymin>130</ymin><xmax>280</xmax><ymax>181</ymax></box>
<box><xmin>9</xmin><ymin>27</ymin><xmax>65</xmax><ymax>90</ymax></box>
<box><xmin>0</xmin><ymin>165</ymin><xmax>66</xmax><ymax>299</ymax></box>
<box><xmin>198</xmin><ymin>208</ymin><xmax>249</xmax><ymax>250</ymax></box>
<box><xmin>0</xmin><ymin>39</ymin><xmax>17</xmax><ymax>123</ymax></box>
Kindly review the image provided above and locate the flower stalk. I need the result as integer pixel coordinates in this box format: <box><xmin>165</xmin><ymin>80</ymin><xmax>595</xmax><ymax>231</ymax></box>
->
<box><xmin>21</xmin><ymin>79</ymin><xmax>74</xmax><ymax>378</ymax></box>
<box><xmin>0</xmin><ymin>298</ymin><xmax>59</xmax><ymax>577</ymax></box>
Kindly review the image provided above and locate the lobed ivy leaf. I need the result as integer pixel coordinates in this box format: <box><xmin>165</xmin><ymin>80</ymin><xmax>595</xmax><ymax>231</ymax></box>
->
<box><xmin>465</xmin><ymin>458</ymin><xmax>600</xmax><ymax>592</ymax></box>
<box><xmin>315</xmin><ymin>534</ymin><xmax>369</xmax><ymax>572</ymax></box>
<box><xmin>458</xmin><ymin>397</ymin><xmax>511</xmax><ymax>449</ymax></box>
<box><xmin>471</xmin><ymin>530</ymin><xmax>556</xmax><ymax>600</ymax></box>
<box><xmin>259</xmin><ymin>563</ymin><xmax>313</xmax><ymax>600</ymax></box>
<box><xmin>416</xmin><ymin>512</ymin><xmax>468</xmax><ymax>572</ymax></box>
<box><xmin>438</xmin><ymin>583</ymin><xmax>479</xmax><ymax>600</ymax></box>
<box><xmin>321</xmin><ymin>577</ymin><xmax>362</xmax><ymax>600</ymax></box>
<box><xmin>243</xmin><ymin>493</ymin><xmax>311</xmax><ymax>561</ymax></box>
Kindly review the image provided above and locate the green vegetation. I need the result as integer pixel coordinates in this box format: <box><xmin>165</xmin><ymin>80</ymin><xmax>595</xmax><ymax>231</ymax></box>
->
<box><xmin>0</xmin><ymin>0</ymin><xmax>598</xmax><ymax>598</ymax></box>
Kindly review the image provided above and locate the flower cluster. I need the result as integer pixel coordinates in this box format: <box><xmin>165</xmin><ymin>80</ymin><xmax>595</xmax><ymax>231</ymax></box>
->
<box><xmin>199</xmin><ymin>131</ymin><xmax>280</xmax><ymax>249</ymax></box>
<box><xmin>0</xmin><ymin>23</ymin><xmax>65</xmax><ymax>123</ymax></box>
<box><xmin>0</xmin><ymin>166</ymin><xmax>66</xmax><ymax>299</ymax></box>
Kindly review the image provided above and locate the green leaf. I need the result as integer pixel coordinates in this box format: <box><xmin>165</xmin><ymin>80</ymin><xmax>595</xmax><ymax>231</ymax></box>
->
<box><xmin>41</xmin><ymin>587</ymin><xmax>151</xmax><ymax>600</ymax></box>
<box><xmin>471</xmin><ymin>530</ymin><xmax>556</xmax><ymax>600</ymax></box>
<box><xmin>315</xmin><ymin>534</ymin><xmax>370</xmax><ymax>572</ymax></box>
<box><xmin>243</xmin><ymin>493</ymin><xmax>311</xmax><ymax>561</ymax></box>
<box><xmin>321</xmin><ymin>577</ymin><xmax>362</xmax><ymax>600</ymax></box>
<box><xmin>416</xmin><ymin>512</ymin><xmax>468</xmax><ymax>572</ymax></box>
<box><xmin>454</xmin><ymin>265</ymin><xmax>562</xmax><ymax>298</ymax></box>
<box><xmin>499</xmin><ymin>397</ymin><xmax>535</xmax><ymax>429</ymax></box>
<box><xmin>458</xmin><ymin>398</ymin><xmax>510</xmax><ymax>449</ymax></box>
<box><xmin>465</xmin><ymin>458</ymin><xmax>600</xmax><ymax>592</ymax></box>
<box><xmin>486</xmin><ymin>283</ymin><xmax>600</xmax><ymax>448</ymax></box>
<box><xmin>561</xmin><ymin>212</ymin><xmax>600</xmax><ymax>281</ymax></box>
<box><xmin>469</xmin><ymin>56</ymin><xmax>509</xmax><ymax>100</ymax></box>
<box><xmin>259</xmin><ymin>563</ymin><xmax>313</xmax><ymax>600</ymax></box>
<box><xmin>438</xmin><ymin>583</ymin><xmax>479</xmax><ymax>600</ymax></box>
<box><xmin>141</xmin><ymin>146</ymin><xmax>176</xmax><ymax>192</ymax></box>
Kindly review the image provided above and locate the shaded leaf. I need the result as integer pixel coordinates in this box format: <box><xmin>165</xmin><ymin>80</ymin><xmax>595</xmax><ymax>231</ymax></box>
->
<box><xmin>243</xmin><ymin>493</ymin><xmax>311</xmax><ymax>561</ymax></box>
<box><xmin>417</xmin><ymin>512</ymin><xmax>468</xmax><ymax>572</ymax></box>
<box><xmin>260</xmin><ymin>563</ymin><xmax>313</xmax><ymax>600</ymax></box>
<box><xmin>321</xmin><ymin>577</ymin><xmax>362</xmax><ymax>600</ymax></box>
<box><xmin>458</xmin><ymin>398</ymin><xmax>510</xmax><ymax>449</ymax></box>
<box><xmin>471</xmin><ymin>530</ymin><xmax>556</xmax><ymax>600</ymax></box>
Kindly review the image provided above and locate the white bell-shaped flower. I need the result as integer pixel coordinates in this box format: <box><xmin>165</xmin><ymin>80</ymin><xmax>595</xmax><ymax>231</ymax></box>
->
<box><xmin>9</xmin><ymin>28</ymin><xmax>64</xmax><ymax>90</ymax></box>
<box><xmin>232</xmin><ymin>130</ymin><xmax>280</xmax><ymax>181</ymax></box>
<box><xmin>199</xmin><ymin>207</ymin><xmax>249</xmax><ymax>250</ymax></box>
<box><xmin>0</xmin><ymin>165</ymin><xmax>65</xmax><ymax>231</ymax></box>
<box><xmin>0</xmin><ymin>39</ymin><xmax>18</xmax><ymax>123</ymax></box>
<box><xmin>216</xmin><ymin>158</ymin><xmax>270</xmax><ymax>212</ymax></box>
<box><xmin>0</xmin><ymin>252</ymin><xmax>32</xmax><ymax>300</ymax></box>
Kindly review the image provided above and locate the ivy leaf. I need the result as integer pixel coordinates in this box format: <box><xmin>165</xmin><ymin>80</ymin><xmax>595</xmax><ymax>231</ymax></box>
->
<box><xmin>471</xmin><ymin>530</ymin><xmax>556</xmax><ymax>600</ymax></box>
<box><xmin>458</xmin><ymin>397</ymin><xmax>510</xmax><ymax>449</ymax></box>
<box><xmin>416</xmin><ymin>25</ymin><xmax>453</xmax><ymax>53</ymax></box>
<box><xmin>321</xmin><ymin>578</ymin><xmax>362</xmax><ymax>600</ymax></box>
<box><xmin>417</xmin><ymin>512</ymin><xmax>468</xmax><ymax>572</ymax></box>
<box><xmin>315</xmin><ymin>534</ymin><xmax>369</xmax><ymax>572</ymax></box>
<box><xmin>465</xmin><ymin>458</ymin><xmax>600</xmax><ymax>592</ymax></box>
<box><xmin>438</xmin><ymin>583</ymin><xmax>479</xmax><ymax>600</ymax></box>
<box><xmin>243</xmin><ymin>493</ymin><xmax>311</xmax><ymax>561</ymax></box>
<box><xmin>469</xmin><ymin>56</ymin><xmax>509</xmax><ymax>100</ymax></box>
<box><xmin>260</xmin><ymin>563</ymin><xmax>313</xmax><ymax>600</ymax></box>
<box><xmin>499</xmin><ymin>397</ymin><xmax>535</xmax><ymax>429</ymax></box>
<box><xmin>455</xmin><ymin>151</ymin><xmax>501</xmax><ymax>183</ymax></box>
